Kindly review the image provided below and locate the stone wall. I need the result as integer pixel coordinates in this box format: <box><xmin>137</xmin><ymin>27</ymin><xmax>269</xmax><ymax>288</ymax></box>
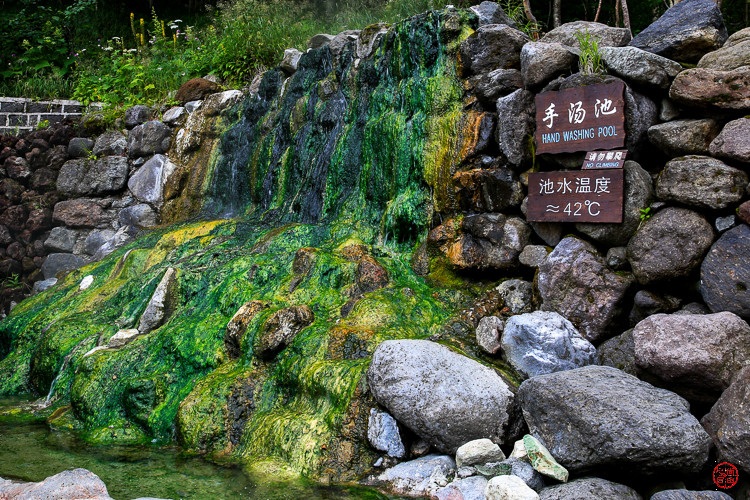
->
<box><xmin>0</xmin><ymin>97</ymin><xmax>87</xmax><ymax>135</ymax></box>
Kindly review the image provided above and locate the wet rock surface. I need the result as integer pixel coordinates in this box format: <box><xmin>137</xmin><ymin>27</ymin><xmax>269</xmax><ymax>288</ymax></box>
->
<box><xmin>372</xmin><ymin>454</ymin><xmax>456</xmax><ymax>497</ymax></box>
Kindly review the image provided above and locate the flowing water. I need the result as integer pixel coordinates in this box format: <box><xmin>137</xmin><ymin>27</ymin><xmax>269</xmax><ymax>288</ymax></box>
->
<box><xmin>0</xmin><ymin>398</ymin><xmax>392</xmax><ymax>500</ymax></box>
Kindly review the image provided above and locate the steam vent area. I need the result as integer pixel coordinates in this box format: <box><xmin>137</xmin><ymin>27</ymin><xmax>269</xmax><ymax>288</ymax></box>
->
<box><xmin>1</xmin><ymin>0</ymin><xmax>750</xmax><ymax>499</ymax></box>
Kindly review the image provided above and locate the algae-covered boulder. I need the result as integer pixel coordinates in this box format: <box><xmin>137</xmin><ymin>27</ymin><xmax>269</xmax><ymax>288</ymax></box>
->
<box><xmin>254</xmin><ymin>305</ymin><xmax>314</xmax><ymax>360</ymax></box>
<box><xmin>367</xmin><ymin>339</ymin><xmax>515</xmax><ymax>453</ymax></box>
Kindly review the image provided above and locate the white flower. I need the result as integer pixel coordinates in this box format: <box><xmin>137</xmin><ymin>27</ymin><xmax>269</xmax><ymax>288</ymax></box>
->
<box><xmin>129</xmin><ymin>48</ymin><xmax>137</xmax><ymax>52</ymax></box>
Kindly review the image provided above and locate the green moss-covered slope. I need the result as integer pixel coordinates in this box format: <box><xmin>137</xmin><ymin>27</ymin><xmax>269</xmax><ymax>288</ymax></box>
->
<box><xmin>0</xmin><ymin>9</ymin><xmax>508</xmax><ymax>480</ymax></box>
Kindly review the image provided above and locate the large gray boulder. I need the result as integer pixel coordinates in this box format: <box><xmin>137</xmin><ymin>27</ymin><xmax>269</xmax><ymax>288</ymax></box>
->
<box><xmin>539</xmin><ymin>477</ymin><xmax>642</xmax><ymax>500</ymax></box>
<box><xmin>459</xmin><ymin>24</ymin><xmax>528</xmax><ymax>76</ymax></box>
<box><xmin>128</xmin><ymin>154</ymin><xmax>177</xmax><ymax>206</ymax></box>
<box><xmin>576</xmin><ymin>160</ymin><xmax>653</xmax><ymax>246</ymax></box>
<box><xmin>701</xmin><ymin>366</ymin><xmax>750</xmax><ymax>473</ymax></box>
<box><xmin>470</xmin><ymin>2</ymin><xmax>517</xmax><ymax>28</ymax></box>
<box><xmin>540</xmin><ymin>21</ymin><xmax>631</xmax><ymax>48</ymax></box>
<box><xmin>501</xmin><ymin>311</ymin><xmax>597</xmax><ymax>379</ymax></box>
<box><xmin>538</xmin><ymin>237</ymin><xmax>633</xmax><ymax>342</ymax></box>
<box><xmin>709</xmin><ymin>117</ymin><xmax>750</xmax><ymax>164</ymax></box>
<box><xmin>633</xmin><ymin>312</ymin><xmax>750</xmax><ymax>402</ymax></box>
<box><xmin>41</xmin><ymin>253</ymin><xmax>86</xmax><ymax>280</ymax></box>
<box><xmin>629</xmin><ymin>0</ymin><xmax>728</xmax><ymax>63</ymax></box>
<box><xmin>127</xmin><ymin>121</ymin><xmax>172</xmax><ymax>158</ymax></box>
<box><xmin>626</xmin><ymin>207</ymin><xmax>714</xmax><ymax>285</ymax></box>
<box><xmin>367</xmin><ymin>340</ymin><xmax>515</xmax><ymax>453</ymax></box>
<box><xmin>698</xmin><ymin>39</ymin><xmax>750</xmax><ymax>71</ymax></box>
<box><xmin>655</xmin><ymin>156</ymin><xmax>748</xmax><ymax>210</ymax></box>
<box><xmin>700</xmin><ymin>224</ymin><xmax>750</xmax><ymax>320</ymax></box>
<box><xmin>373</xmin><ymin>454</ymin><xmax>456</xmax><ymax>497</ymax></box>
<box><xmin>0</xmin><ymin>468</ymin><xmax>113</xmax><ymax>500</ymax></box>
<box><xmin>57</xmin><ymin>156</ymin><xmax>129</xmax><ymax>196</ymax></box>
<box><xmin>647</xmin><ymin>119</ymin><xmax>721</xmax><ymax>157</ymax></box>
<box><xmin>44</xmin><ymin>226</ymin><xmax>78</xmax><ymax>253</ymax></box>
<box><xmin>601</xmin><ymin>46</ymin><xmax>682</xmax><ymax>90</ymax></box>
<box><xmin>496</xmin><ymin>89</ymin><xmax>535</xmax><ymax>167</ymax></box>
<box><xmin>518</xmin><ymin>366</ymin><xmax>711</xmax><ymax>474</ymax></box>
<box><xmin>669</xmin><ymin>66</ymin><xmax>750</xmax><ymax>111</ymax></box>
<box><xmin>520</xmin><ymin>42</ymin><xmax>577</xmax><ymax>89</ymax></box>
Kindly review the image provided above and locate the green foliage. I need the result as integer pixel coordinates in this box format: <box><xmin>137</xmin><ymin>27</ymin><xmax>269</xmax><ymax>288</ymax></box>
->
<box><xmin>639</xmin><ymin>207</ymin><xmax>652</xmax><ymax>221</ymax></box>
<box><xmin>500</xmin><ymin>0</ymin><xmax>543</xmax><ymax>38</ymax></box>
<box><xmin>1</xmin><ymin>274</ymin><xmax>28</xmax><ymax>291</ymax></box>
<box><xmin>575</xmin><ymin>28</ymin><xmax>604</xmax><ymax>75</ymax></box>
<box><xmin>72</xmin><ymin>14</ymin><xmax>203</xmax><ymax>106</ymax></box>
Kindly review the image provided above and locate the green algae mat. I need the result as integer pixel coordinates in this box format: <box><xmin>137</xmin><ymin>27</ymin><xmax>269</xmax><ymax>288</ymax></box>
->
<box><xmin>0</xmin><ymin>9</ymin><xmax>512</xmax><ymax>483</ymax></box>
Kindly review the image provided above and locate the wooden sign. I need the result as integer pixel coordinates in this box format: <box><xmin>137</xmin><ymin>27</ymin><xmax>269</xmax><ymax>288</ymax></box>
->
<box><xmin>535</xmin><ymin>82</ymin><xmax>626</xmax><ymax>154</ymax></box>
<box><xmin>582</xmin><ymin>150</ymin><xmax>627</xmax><ymax>169</ymax></box>
<box><xmin>527</xmin><ymin>170</ymin><xmax>624</xmax><ymax>223</ymax></box>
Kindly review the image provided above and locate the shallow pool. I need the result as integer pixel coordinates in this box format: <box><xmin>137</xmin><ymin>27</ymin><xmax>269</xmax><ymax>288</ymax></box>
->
<box><xmin>0</xmin><ymin>398</ymin><xmax>391</xmax><ymax>500</ymax></box>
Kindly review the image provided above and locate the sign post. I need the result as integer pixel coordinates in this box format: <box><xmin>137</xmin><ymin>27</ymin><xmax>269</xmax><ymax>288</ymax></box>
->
<box><xmin>527</xmin><ymin>170</ymin><xmax>624</xmax><ymax>223</ymax></box>
<box><xmin>535</xmin><ymin>81</ymin><xmax>626</xmax><ymax>155</ymax></box>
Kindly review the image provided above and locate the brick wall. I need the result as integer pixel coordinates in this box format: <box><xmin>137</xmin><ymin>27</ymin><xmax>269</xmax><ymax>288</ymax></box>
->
<box><xmin>0</xmin><ymin>97</ymin><xmax>88</xmax><ymax>135</ymax></box>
